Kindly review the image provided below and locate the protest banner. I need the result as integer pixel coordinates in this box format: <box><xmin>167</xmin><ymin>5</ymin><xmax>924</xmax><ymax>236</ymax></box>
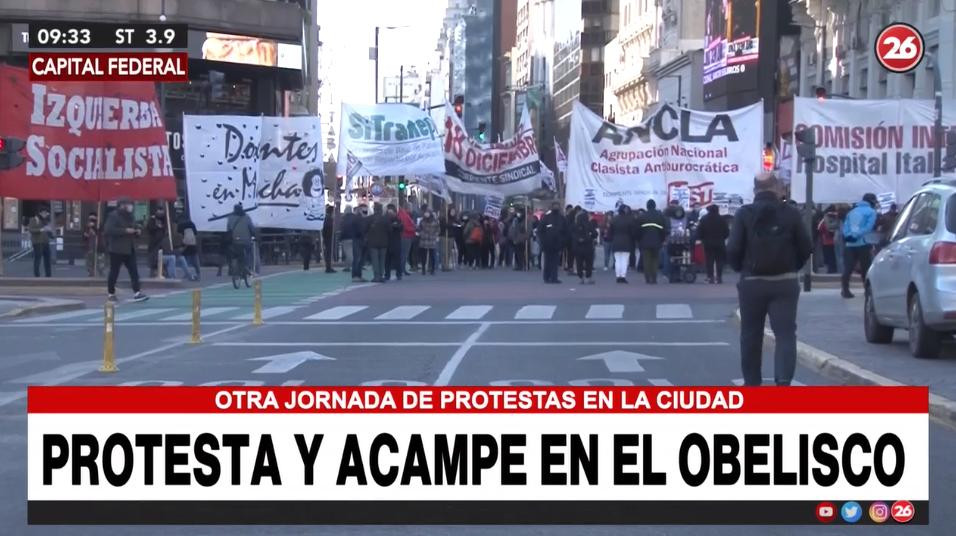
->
<box><xmin>183</xmin><ymin>115</ymin><xmax>325</xmax><ymax>231</ymax></box>
<box><xmin>443</xmin><ymin>104</ymin><xmax>541</xmax><ymax>196</ymax></box>
<box><xmin>483</xmin><ymin>195</ymin><xmax>504</xmax><ymax>219</ymax></box>
<box><xmin>336</xmin><ymin>103</ymin><xmax>444</xmax><ymax>177</ymax></box>
<box><xmin>28</xmin><ymin>386</ymin><xmax>928</xmax><ymax>525</ymax></box>
<box><xmin>566</xmin><ymin>101</ymin><xmax>762</xmax><ymax>213</ymax></box>
<box><xmin>790</xmin><ymin>97</ymin><xmax>956</xmax><ymax>203</ymax></box>
<box><xmin>0</xmin><ymin>65</ymin><xmax>176</xmax><ymax>201</ymax></box>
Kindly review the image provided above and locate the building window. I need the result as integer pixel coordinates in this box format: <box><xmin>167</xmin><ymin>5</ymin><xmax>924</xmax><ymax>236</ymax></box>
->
<box><xmin>927</xmin><ymin>0</ymin><xmax>940</xmax><ymax>17</ymax></box>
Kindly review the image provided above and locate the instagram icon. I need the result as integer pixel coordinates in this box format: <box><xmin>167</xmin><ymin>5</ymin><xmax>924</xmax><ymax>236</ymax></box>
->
<box><xmin>869</xmin><ymin>502</ymin><xmax>890</xmax><ymax>523</ymax></box>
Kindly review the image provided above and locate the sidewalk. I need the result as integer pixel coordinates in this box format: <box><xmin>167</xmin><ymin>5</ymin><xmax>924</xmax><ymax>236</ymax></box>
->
<box><xmin>0</xmin><ymin>295</ymin><xmax>84</xmax><ymax>319</ymax></box>
<box><xmin>787</xmin><ymin>288</ymin><xmax>956</xmax><ymax>424</ymax></box>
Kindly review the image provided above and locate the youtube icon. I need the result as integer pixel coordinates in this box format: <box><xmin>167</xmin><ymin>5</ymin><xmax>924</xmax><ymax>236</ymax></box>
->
<box><xmin>816</xmin><ymin>502</ymin><xmax>836</xmax><ymax>523</ymax></box>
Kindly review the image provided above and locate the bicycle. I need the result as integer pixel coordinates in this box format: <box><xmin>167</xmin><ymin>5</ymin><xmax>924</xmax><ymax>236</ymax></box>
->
<box><xmin>229</xmin><ymin>242</ymin><xmax>252</xmax><ymax>289</ymax></box>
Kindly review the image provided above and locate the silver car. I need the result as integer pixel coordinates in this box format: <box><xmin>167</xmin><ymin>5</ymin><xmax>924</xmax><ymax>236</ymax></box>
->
<box><xmin>865</xmin><ymin>179</ymin><xmax>956</xmax><ymax>358</ymax></box>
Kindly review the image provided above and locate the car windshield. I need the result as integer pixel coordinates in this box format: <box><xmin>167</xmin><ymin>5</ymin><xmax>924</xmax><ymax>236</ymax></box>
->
<box><xmin>947</xmin><ymin>193</ymin><xmax>956</xmax><ymax>234</ymax></box>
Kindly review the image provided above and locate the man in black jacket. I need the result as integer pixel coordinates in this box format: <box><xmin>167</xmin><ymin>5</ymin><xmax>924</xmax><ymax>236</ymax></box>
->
<box><xmin>697</xmin><ymin>204</ymin><xmax>730</xmax><ymax>284</ymax></box>
<box><xmin>103</xmin><ymin>199</ymin><xmax>148</xmax><ymax>303</ymax></box>
<box><xmin>607</xmin><ymin>205</ymin><xmax>636</xmax><ymax>283</ymax></box>
<box><xmin>727</xmin><ymin>173</ymin><xmax>812</xmax><ymax>386</ymax></box>
<box><xmin>637</xmin><ymin>200</ymin><xmax>667</xmax><ymax>283</ymax></box>
<box><xmin>540</xmin><ymin>203</ymin><xmax>568</xmax><ymax>284</ymax></box>
<box><xmin>322</xmin><ymin>205</ymin><xmax>336</xmax><ymax>273</ymax></box>
<box><xmin>365</xmin><ymin>203</ymin><xmax>389</xmax><ymax>283</ymax></box>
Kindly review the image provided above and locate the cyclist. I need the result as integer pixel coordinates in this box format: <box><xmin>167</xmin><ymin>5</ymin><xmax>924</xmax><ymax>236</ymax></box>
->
<box><xmin>226</xmin><ymin>203</ymin><xmax>256</xmax><ymax>279</ymax></box>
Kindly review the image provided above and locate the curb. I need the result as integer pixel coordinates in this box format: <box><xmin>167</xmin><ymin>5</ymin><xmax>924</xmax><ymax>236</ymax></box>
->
<box><xmin>734</xmin><ymin>309</ymin><xmax>956</xmax><ymax>427</ymax></box>
<box><xmin>0</xmin><ymin>298</ymin><xmax>85</xmax><ymax>320</ymax></box>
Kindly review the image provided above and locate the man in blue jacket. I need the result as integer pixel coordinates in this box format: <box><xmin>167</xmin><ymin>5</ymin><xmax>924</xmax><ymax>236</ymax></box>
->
<box><xmin>841</xmin><ymin>192</ymin><xmax>879</xmax><ymax>299</ymax></box>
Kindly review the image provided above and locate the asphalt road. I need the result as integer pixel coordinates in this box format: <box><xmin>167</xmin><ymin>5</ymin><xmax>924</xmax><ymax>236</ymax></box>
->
<box><xmin>0</xmin><ymin>267</ymin><xmax>952</xmax><ymax>535</ymax></box>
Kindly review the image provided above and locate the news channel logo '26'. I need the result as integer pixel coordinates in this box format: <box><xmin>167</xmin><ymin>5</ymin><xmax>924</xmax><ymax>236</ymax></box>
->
<box><xmin>875</xmin><ymin>23</ymin><xmax>924</xmax><ymax>73</ymax></box>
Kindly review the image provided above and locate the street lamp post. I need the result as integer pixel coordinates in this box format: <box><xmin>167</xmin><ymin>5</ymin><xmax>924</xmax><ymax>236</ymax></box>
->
<box><xmin>929</xmin><ymin>53</ymin><xmax>943</xmax><ymax>177</ymax></box>
<box><xmin>372</xmin><ymin>25</ymin><xmax>411</xmax><ymax>104</ymax></box>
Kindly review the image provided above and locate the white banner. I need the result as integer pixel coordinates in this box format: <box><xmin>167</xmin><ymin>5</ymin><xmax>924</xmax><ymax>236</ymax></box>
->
<box><xmin>555</xmin><ymin>137</ymin><xmax>568</xmax><ymax>173</ymax></box>
<box><xmin>336</xmin><ymin>103</ymin><xmax>444</xmax><ymax>177</ymax></box>
<box><xmin>791</xmin><ymin>97</ymin><xmax>956</xmax><ymax>204</ymax></box>
<box><xmin>443</xmin><ymin>103</ymin><xmax>541</xmax><ymax>196</ymax></box>
<box><xmin>484</xmin><ymin>194</ymin><xmax>504</xmax><ymax>219</ymax></box>
<box><xmin>184</xmin><ymin>115</ymin><xmax>326</xmax><ymax>231</ymax></box>
<box><xmin>414</xmin><ymin>175</ymin><xmax>451</xmax><ymax>202</ymax></box>
<box><xmin>566</xmin><ymin>101</ymin><xmax>762</xmax><ymax>214</ymax></box>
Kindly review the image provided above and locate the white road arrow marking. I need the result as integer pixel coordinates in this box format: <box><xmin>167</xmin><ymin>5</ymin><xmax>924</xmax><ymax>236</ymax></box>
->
<box><xmin>578</xmin><ymin>350</ymin><xmax>663</xmax><ymax>373</ymax></box>
<box><xmin>248</xmin><ymin>351</ymin><xmax>335</xmax><ymax>374</ymax></box>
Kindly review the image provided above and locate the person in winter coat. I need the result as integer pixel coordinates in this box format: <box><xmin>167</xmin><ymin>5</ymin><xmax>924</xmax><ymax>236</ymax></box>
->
<box><xmin>339</xmin><ymin>206</ymin><xmax>355</xmax><ymax>272</ymax></box>
<box><xmin>697</xmin><ymin>204</ymin><xmax>730</xmax><ymax>284</ymax></box>
<box><xmin>146</xmin><ymin>207</ymin><xmax>167</xmax><ymax>277</ymax></box>
<box><xmin>564</xmin><ymin>205</ymin><xmax>579</xmax><ymax>273</ymax></box>
<box><xmin>28</xmin><ymin>208</ymin><xmax>54</xmax><ymax>277</ymax></box>
<box><xmin>398</xmin><ymin>204</ymin><xmax>416</xmax><ymax>276</ymax></box>
<box><xmin>637</xmin><ymin>199</ymin><xmax>668</xmax><ymax>284</ymax></box>
<box><xmin>481</xmin><ymin>216</ymin><xmax>498</xmax><ymax>268</ymax></box>
<box><xmin>508</xmin><ymin>209</ymin><xmax>530</xmax><ymax>270</ymax></box>
<box><xmin>177</xmin><ymin>215</ymin><xmax>200</xmax><ymax>280</ymax></box>
<box><xmin>600</xmin><ymin>211</ymin><xmax>615</xmax><ymax>271</ymax></box>
<box><xmin>299</xmin><ymin>231</ymin><xmax>316</xmax><ymax>271</ymax></box>
<box><xmin>322</xmin><ymin>205</ymin><xmax>336</xmax><ymax>273</ymax></box>
<box><xmin>385</xmin><ymin>204</ymin><xmax>404</xmax><ymax>281</ymax></box>
<box><xmin>816</xmin><ymin>206</ymin><xmax>839</xmax><ymax>274</ymax></box>
<box><xmin>463</xmin><ymin>214</ymin><xmax>483</xmax><ymax>269</ymax></box>
<box><xmin>607</xmin><ymin>205</ymin><xmax>637</xmax><ymax>283</ymax></box>
<box><xmin>540</xmin><ymin>203</ymin><xmax>569</xmax><ymax>284</ymax></box>
<box><xmin>364</xmin><ymin>203</ymin><xmax>389</xmax><ymax>283</ymax></box>
<box><xmin>443</xmin><ymin>207</ymin><xmax>465</xmax><ymax>266</ymax></box>
<box><xmin>840</xmin><ymin>193</ymin><xmax>879</xmax><ymax>298</ymax></box>
<box><xmin>103</xmin><ymin>199</ymin><xmax>148</xmax><ymax>303</ymax></box>
<box><xmin>571</xmin><ymin>210</ymin><xmax>598</xmax><ymax>284</ymax></box>
<box><xmin>417</xmin><ymin>208</ymin><xmax>441</xmax><ymax>275</ymax></box>
<box><xmin>662</xmin><ymin>200</ymin><xmax>688</xmax><ymax>282</ymax></box>
<box><xmin>84</xmin><ymin>212</ymin><xmax>104</xmax><ymax>277</ymax></box>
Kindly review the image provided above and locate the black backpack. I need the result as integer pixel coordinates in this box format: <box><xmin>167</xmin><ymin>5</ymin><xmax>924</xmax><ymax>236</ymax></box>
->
<box><xmin>746</xmin><ymin>204</ymin><xmax>795</xmax><ymax>276</ymax></box>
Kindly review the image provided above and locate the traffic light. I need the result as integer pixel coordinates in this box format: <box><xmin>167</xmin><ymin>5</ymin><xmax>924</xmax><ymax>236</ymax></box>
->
<box><xmin>943</xmin><ymin>130</ymin><xmax>956</xmax><ymax>172</ymax></box>
<box><xmin>397</xmin><ymin>176</ymin><xmax>407</xmax><ymax>191</ymax></box>
<box><xmin>477</xmin><ymin>122</ymin><xmax>487</xmax><ymax>142</ymax></box>
<box><xmin>453</xmin><ymin>95</ymin><xmax>464</xmax><ymax>118</ymax></box>
<box><xmin>815</xmin><ymin>86</ymin><xmax>827</xmax><ymax>101</ymax></box>
<box><xmin>0</xmin><ymin>136</ymin><xmax>26</xmax><ymax>170</ymax></box>
<box><xmin>794</xmin><ymin>128</ymin><xmax>816</xmax><ymax>163</ymax></box>
<box><xmin>762</xmin><ymin>143</ymin><xmax>775</xmax><ymax>172</ymax></box>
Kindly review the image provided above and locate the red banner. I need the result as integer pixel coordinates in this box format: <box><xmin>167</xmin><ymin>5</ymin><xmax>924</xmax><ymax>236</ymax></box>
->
<box><xmin>0</xmin><ymin>65</ymin><xmax>176</xmax><ymax>201</ymax></box>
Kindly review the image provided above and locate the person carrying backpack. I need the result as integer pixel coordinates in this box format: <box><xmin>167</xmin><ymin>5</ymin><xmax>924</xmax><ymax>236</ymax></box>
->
<box><xmin>727</xmin><ymin>173</ymin><xmax>812</xmax><ymax>386</ymax></box>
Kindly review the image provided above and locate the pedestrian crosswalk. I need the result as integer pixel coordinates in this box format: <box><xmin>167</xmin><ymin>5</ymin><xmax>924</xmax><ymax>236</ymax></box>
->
<box><xmin>12</xmin><ymin>302</ymin><xmax>706</xmax><ymax>324</ymax></box>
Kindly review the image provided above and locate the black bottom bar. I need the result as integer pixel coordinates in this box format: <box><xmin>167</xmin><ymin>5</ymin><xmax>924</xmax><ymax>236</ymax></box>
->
<box><xmin>28</xmin><ymin>500</ymin><xmax>929</xmax><ymax>525</ymax></box>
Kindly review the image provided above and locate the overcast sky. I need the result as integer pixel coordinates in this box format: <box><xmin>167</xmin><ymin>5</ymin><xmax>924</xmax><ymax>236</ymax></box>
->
<box><xmin>320</xmin><ymin>0</ymin><xmax>446</xmax><ymax>105</ymax></box>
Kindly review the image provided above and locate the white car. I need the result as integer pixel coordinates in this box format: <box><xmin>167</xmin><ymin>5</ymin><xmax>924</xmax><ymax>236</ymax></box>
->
<box><xmin>864</xmin><ymin>179</ymin><xmax>956</xmax><ymax>358</ymax></box>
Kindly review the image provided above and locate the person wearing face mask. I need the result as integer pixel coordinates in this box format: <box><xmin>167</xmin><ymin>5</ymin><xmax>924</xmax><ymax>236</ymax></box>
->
<box><xmin>417</xmin><ymin>208</ymin><xmax>441</xmax><ymax>275</ymax></box>
<box><xmin>103</xmin><ymin>199</ymin><xmax>148</xmax><ymax>303</ymax></box>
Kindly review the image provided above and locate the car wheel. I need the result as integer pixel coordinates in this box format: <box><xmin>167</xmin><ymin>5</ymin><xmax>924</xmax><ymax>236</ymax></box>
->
<box><xmin>908</xmin><ymin>292</ymin><xmax>942</xmax><ymax>358</ymax></box>
<box><xmin>864</xmin><ymin>287</ymin><xmax>893</xmax><ymax>344</ymax></box>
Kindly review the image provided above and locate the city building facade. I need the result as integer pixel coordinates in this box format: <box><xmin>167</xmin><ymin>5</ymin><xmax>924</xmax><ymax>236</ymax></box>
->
<box><xmin>0</xmin><ymin>0</ymin><xmax>310</xmax><ymax>259</ymax></box>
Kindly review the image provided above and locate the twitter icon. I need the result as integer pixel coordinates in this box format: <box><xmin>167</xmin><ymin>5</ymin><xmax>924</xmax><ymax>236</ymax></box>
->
<box><xmin>841</xmin><ymin>501</ymin><xmax>863</xmax><ymax>523</ymax></box>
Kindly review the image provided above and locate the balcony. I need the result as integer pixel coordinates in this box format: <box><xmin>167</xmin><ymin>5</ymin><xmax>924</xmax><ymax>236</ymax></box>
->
<box><xmin>0</xmin><ymin>0</ymin><xmax>305</xmax><ymax>41</ymax></box>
